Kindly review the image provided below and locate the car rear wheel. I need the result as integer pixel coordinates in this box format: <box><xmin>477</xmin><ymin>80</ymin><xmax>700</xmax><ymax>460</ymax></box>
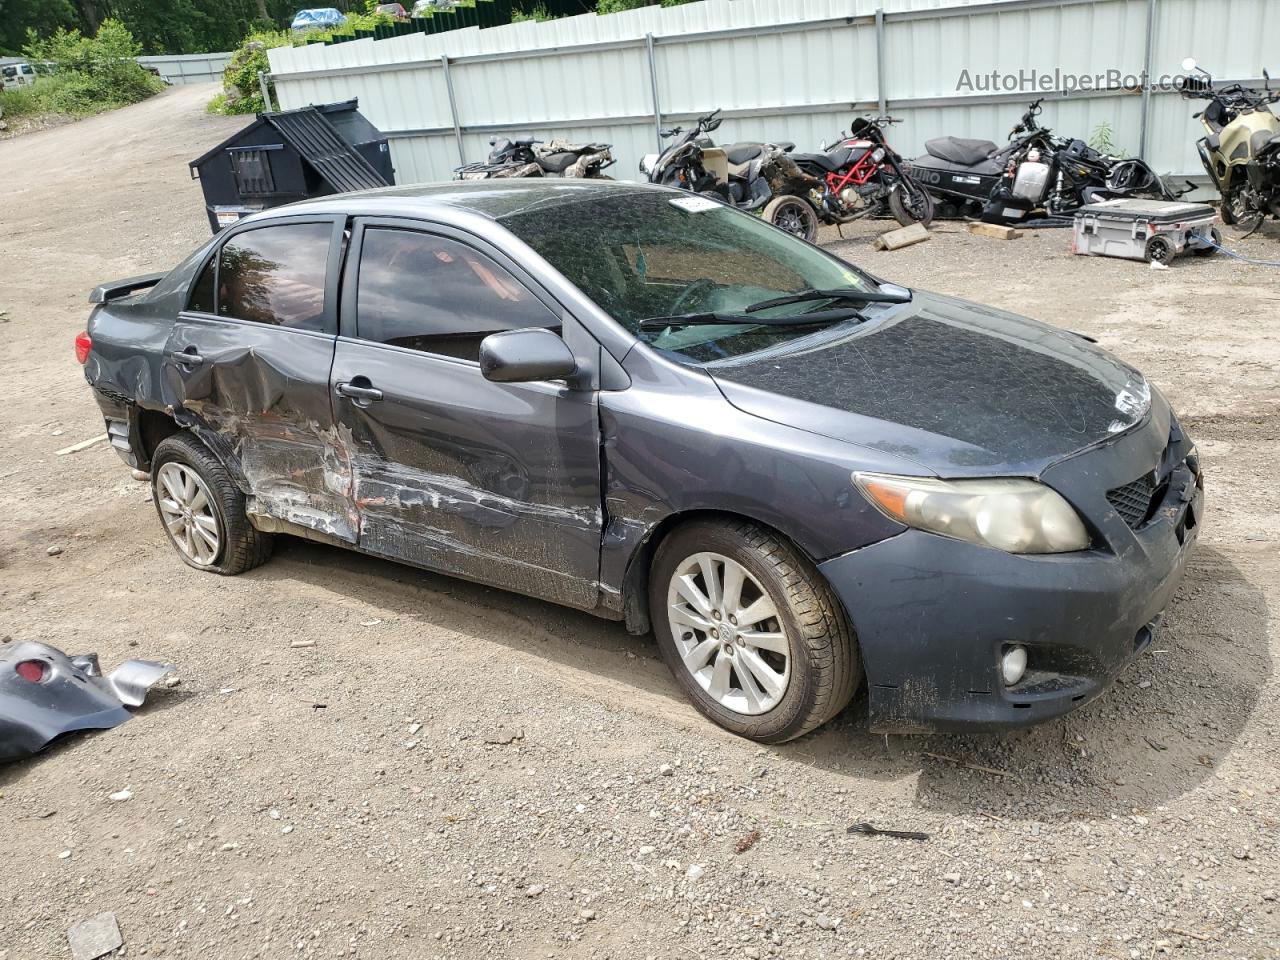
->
<box><xmin>649</xmin><ymin>519</ymin><xmax>860</xmax><ymax>743</ymax></box>
<box><xmin>150</xmin><ymin>433</ymin><xmax>273</xmax><ymax>576</ymax></box>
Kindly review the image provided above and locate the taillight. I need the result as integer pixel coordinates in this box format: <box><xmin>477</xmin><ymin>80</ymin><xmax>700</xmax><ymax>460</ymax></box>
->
<box><xmin>75</xmin><ymin>331</ymin><xmax>92</xmax><ymax>364</ymax></box>
<box><xmin>15</xmin><ymin>660</ymin><xmax>48</xmax><ymax>683</ymax></box>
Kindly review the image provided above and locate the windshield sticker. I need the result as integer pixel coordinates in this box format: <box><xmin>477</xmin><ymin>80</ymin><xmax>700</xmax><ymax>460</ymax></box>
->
<box><xmin>669</xmin><ymin>195</ymin><xmax>723</xmax><ymax>213</ymax></box>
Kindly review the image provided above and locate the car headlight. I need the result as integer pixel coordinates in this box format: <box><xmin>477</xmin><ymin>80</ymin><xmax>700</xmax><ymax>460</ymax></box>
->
<box><xmin>853</xmin><ymin>472</ymin><xmax>1090</xmax><ymax>554</ymax></box>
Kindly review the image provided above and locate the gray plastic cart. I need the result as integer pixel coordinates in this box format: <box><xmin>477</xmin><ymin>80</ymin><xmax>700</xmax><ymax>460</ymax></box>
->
<box><xmin>1072</xmin><ymin>198</ymin><xmax>1220</xmax><ymax>265</ymax></box>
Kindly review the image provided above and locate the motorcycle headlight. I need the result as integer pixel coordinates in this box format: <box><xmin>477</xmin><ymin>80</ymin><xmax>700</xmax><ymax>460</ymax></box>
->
<box><xmin>853</xmin><ymin>473</ymin><xmax>1091</xmax><ymax>554</ymax></box>
<box><xmin>639</xmin><ymin>153</ymin><xmax>658</xmax><ymax>175</ymax></box>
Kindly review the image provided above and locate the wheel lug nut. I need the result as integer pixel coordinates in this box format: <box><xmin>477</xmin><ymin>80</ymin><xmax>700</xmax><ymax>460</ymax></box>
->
<box><xmin>712</xmin><ymin>610</ymin><xmax>720</xmax><ymax>620</ymax></box>
<box><xmin>729</xmin><ymin>616</ymin><xmax>737</xmax><ymax>626</ymax></box>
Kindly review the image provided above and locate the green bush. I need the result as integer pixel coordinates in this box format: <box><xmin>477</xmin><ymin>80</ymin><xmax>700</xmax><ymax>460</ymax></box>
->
<box><xmin>0</xmin><ymin>84</ymin><xmax>43</xmax><ymax>118</ymax></box>
<box><xmin>212</xmin><ymin>28</ymin><xmax>291</xmax><ymax>115</ymax></box>
<box><xmin>6</xmin><ymin>19</ymin><xmax>164</xmax><ymax>120</ymax></box>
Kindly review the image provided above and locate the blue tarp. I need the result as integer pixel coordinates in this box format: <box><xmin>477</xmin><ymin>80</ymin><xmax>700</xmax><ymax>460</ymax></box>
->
<box><xmin>290</xmin><ymin>8</ymin><xmax>347</xmax><ymax>31</ymax></box>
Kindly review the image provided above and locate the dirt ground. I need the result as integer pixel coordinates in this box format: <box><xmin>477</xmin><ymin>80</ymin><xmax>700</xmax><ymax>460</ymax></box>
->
<box><xmin>0</xmin><ymin>84</ymin><xmax>1277</xmax><ymax>960</ymax></box>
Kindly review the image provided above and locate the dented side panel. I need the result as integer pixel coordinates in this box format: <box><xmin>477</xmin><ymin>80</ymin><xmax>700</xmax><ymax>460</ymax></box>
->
<box><xmin>160</xmin><ymin>317</ymin><xmax>355</xmax><ymax>542</ymax></box>
<box><xmin>330</xmin><ymin>340</ymin><xmax>603</xmax><ymax>609</ymax></box>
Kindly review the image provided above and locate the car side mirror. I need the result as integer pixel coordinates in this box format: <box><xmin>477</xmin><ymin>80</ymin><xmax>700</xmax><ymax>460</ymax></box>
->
<box><xmin>479</xmin><ymin>328</ymin><xmax>577</xmax><ymax>384</ymax></box>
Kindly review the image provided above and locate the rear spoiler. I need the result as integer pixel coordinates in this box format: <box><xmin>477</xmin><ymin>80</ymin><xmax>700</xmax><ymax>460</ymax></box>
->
<box><xmin>88</xmin><ymin>272</ymin><xmax>167</xmax><ymax>304</ymax></box>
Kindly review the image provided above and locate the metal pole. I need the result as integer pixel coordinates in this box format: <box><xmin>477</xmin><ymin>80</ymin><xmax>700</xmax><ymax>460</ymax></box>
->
<box><xmin>646</xmin><ymin>33</ymin><xmax>663</xmax><ymax>150</ymax></box>
<box><xmin>874</xmin><ymin>8</ymin><xmax>887</xmax><ymax>118</ymax></box>
<box><xmin>257</xmin><ymin>70</ymin><xmax>273</xmax><ymax>112</ymax></box>
<box><xmin>440</xmin><ymin>55</ymin><xmax>466</xmax><ymax>166</ymax></box>
<box><xmin>1138</xmin><ymin>0</ymin><xmax>1157</xmax><ymax>160</ymax></box>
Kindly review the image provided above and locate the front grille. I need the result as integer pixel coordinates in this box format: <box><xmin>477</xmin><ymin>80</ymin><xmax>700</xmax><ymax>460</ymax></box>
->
<box><xmin>1107</xmin><ymin>475</ymin><xmax>1157</xmax><ymax>529</ymax></box>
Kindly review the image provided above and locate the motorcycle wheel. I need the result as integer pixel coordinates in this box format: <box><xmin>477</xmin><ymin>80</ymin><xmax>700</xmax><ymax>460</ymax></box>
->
<box><xmin>888</xmin><ymin>181</ymin><xmax>935</xmax><ymax>227</ymax></box>
<box><xmin>1222</xmin><ymin>187</ymin><xmax>1265</xmax><ymax>236</ymax></box>
<box><xmin>763</xmin><ymin>195</ymin><xmax>819</xmax><ymax>243</ymax></box>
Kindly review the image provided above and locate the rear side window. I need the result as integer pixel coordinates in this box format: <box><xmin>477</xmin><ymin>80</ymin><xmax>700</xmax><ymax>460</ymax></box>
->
<box><xmin>217</xmin><ymin>223</ymin><xmax>331</xmax><ymax>331</ymax></box>
<box><xmin>355</xmin><ymin>228</ymin><xmax>558</xmax><ymax>361</ymax></box>
<box><xmin>188</xmin><ymin>255</ymin><xmax>216</xmax><ymax>313</ymax></box>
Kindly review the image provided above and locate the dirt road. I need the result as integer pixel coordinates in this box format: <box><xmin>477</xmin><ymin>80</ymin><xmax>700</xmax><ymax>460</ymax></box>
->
<box><xmin>0</xmin><ymin>85</ymin><xmax>1277</xmax><ymax>960</ymax></box>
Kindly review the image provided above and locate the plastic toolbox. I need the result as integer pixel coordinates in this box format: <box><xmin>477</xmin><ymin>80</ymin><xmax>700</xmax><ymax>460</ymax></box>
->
<box><xmin>1072</xmin><ymin>198</ymin><xmax>1220</xmax><ymax>264</ymax></box>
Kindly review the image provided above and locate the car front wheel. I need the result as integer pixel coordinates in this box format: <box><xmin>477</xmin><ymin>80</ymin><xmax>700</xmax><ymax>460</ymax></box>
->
<box><xmin>150</xmin><ymin>432</ymin><xmax>273</xmax><ymax>575</ymax></box>
<box><xmin>649</xmin><ymin>519</ymin><xmax>860</xmax><ymax>742</ymax></box>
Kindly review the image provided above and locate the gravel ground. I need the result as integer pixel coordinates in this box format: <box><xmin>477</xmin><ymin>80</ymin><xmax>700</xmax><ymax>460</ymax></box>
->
<box><xmin>0</xmin><ymin>84</ymin><xmax>1277</xmax><ymax>960</ymax></box>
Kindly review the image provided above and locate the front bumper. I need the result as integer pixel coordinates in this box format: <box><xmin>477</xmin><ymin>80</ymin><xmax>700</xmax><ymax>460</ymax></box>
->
<box><xmin>819</xmin><ymin>452</ymin><xmax>1202</xmax><ymax>733</ymax></box>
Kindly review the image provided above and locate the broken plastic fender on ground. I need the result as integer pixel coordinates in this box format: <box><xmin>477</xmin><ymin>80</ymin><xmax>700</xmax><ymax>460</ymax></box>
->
<box><xmin>0</xmin><ymin>641</ymin><xmax>175</xmax><ymax>762</ymax></box>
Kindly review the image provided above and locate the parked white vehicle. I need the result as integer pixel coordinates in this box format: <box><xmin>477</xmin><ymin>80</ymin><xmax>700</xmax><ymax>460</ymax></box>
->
<box><xmin>1</xmin><ymin>62</ymin><xmax>38</xmax><ymax>90</ymax></box>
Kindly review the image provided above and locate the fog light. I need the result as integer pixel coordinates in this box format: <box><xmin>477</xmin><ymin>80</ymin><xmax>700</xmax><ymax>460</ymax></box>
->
<box><xmin>1001</xmin><ymin>645</ymin><xmax>1028</xmax><ymax>686</ymax></box>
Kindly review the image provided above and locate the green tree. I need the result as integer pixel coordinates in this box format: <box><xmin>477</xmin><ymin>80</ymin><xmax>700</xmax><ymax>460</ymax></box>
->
<box><xmin>0</xmin><ymin>0</ymin><xmax>77</xmax><ymax>55</ymax></box>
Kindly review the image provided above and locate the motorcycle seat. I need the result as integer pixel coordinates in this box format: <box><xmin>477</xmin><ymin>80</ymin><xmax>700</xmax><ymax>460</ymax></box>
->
<box><xmin>1252</xmin><ymin>130</ymin><xmax>1280</xmax><ymax>156</ymax></box>
<box><xmin>925</xmin><ymin>136</ymin><xmax>999</xmax><ymax>166</ymax></box>
<box><xmin>722</xmin><ymin>141</ymin><xmax>797</xmax><ymax>165</ymax></box>
<box><xmin>538</xmin><ymin>152</ymin><xmax>578</xmax><ymax>173</ymax></box>
<box><xmin>723</xmin><ymin>142</ymin><xmax>764</xmax><ymax>164</ymax></box>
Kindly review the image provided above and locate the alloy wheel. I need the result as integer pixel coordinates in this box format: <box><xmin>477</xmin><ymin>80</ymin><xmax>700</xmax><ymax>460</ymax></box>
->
<box><xmin>155</xmin><ymin>462</ymin><xmax>221</xmax><ymax>566</ymax></box>
<box><xmin>666</xmin><ymin>552</ymin><xmax>791</xmax><ymax>715</ymax></box>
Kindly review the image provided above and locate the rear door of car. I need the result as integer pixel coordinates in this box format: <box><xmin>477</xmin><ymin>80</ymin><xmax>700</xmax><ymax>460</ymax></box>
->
<box><xmin>161</xmin><ymin>214</ymin><xmax>355</xmax><ymax>542</ymax></box>
<box><xmin>329</xmin><ymin>216</ymin><xmax>603</xmax><ymax>608</ymax></box>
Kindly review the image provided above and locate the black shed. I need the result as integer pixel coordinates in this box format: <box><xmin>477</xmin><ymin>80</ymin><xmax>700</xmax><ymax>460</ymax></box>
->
<box><xmin>189</xmin><ymin>99</ymin><xmax>395</xmax><ymax>233</ymax></box>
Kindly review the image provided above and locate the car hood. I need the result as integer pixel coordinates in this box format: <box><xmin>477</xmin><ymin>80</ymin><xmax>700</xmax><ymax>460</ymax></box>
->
<box><xmin>707</xmin><ymin>289</ymin><xmax>1154</xmax><ymax>477</ymax></box>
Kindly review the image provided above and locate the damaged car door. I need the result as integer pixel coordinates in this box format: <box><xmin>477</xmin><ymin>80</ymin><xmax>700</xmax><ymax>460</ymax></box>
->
<box><xmin>329</xmin><ymin>218</ymin><xmax>603</xmax><ymax>608</ymax></box>
<box><xmin>161</xmin><ymin>215</ymin><xmax>355</xmax><ymax>541</ymax></box>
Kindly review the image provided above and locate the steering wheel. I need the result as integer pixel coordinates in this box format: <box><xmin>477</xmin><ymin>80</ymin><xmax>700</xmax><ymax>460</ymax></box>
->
<box><xmin>670</xmin><ymin>277</ymin><xmax>718</xmax><ymax>315</ymax></box>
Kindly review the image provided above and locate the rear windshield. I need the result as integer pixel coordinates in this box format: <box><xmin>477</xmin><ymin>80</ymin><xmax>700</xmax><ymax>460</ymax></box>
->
<box><xmin>499</xmin><ymin>192</ymin><xmax>874</xmax><ymax>363</ymax></box>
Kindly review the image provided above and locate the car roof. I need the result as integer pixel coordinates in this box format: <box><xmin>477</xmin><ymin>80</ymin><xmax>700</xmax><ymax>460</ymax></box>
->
<box><xmin>253</xmin><ymin>178</ymin><xmax>669</xmax><ymax>223</ymax></box>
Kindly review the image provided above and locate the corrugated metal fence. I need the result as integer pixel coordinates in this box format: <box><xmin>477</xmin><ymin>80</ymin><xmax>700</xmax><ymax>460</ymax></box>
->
<box><xmin>138</xmin><ymin>52</ymin><xmax>232</xmax><ymax>85</ymax></box>
<box><xmin>267</xmin><ymin>0</ymin><xmax>1276</xmax><ymax>189</ymax></box>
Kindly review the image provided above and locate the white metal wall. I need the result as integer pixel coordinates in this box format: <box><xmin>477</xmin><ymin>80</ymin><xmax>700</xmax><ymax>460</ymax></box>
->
<box><xmin>267</xmin><ymin>0</ymin><xmax>1277</xmax><ymax>189</ymax></box>
<box><xmin>138</xmin><ymin>53</ymin><xmax>232</xmax><ymax>85</ymax></box>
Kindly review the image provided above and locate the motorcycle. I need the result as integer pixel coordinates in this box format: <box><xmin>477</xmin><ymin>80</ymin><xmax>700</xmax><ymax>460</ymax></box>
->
<box><xmin>1180</xmin><ymin>58</ymin><xmax>1280</xmax><ymax>235</ymax></box>
<box><xmin>639</xmin><ymin>109</ymin><xmax>823</xmax><ymax>241</ymax></box>
<box><xmin>455</xmin><ymin>136</ymin><xmax>614</xmax><ymax>180</ymax></box>
<box><xmin>906</xmin><ymin>99</ymin><xmax>1179</xmax><ymax>224</ymax></box>
<box><xmin>789</xmin><ymin>116</ymin><xmax>934</xmax><ymax>228</ymax></box>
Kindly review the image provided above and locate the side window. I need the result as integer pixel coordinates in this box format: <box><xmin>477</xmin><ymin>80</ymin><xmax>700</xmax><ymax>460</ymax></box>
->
<box><xmin>217</xmin><ymin>223</ymin><xmax>331</xmax><ymax>331</ymax></box>
<box><xmin>356</xmin><ymin>228</ymin><xmax>558</xmax><ymax>361</ymax></box>
<box><xmin>188</xmin><ymin>254</ymin><xmax>216</xmax><ymax>313</ymax></box>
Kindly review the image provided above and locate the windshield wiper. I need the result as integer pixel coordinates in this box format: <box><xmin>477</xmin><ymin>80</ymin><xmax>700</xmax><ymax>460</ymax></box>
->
<box><xmin>745</xmin><ymin>286</ymin><xmax>911</xmax><ymax>313</ymax></box>
<box><xmin>638</xmin><ymin>307</ymin><xmax>864</xmax><ymax>331</ymax></box>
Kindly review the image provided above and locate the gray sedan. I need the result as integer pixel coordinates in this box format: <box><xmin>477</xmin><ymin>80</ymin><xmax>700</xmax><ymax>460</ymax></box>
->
<box><xmin>79</xmin><ymin>180</ymin><xmax>1202</xmax><ymax>742</ymax></box>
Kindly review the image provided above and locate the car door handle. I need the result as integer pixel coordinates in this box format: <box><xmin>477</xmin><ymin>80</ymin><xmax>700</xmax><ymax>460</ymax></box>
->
<box><xmin>335</xmin><ymin>381</ymin><xmax>383</xmax><ymax>403</ymax></box>
<box><xmin>164</xmin><ymin>349</ymin><xmax>204</xmax><ymax>367</ymax></box>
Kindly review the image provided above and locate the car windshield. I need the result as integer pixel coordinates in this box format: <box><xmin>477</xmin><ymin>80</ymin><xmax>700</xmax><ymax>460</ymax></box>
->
<box><xmin>499</xmin><ymin>191</ymin><xmax>877</xmax><ymax>363</ymax></box>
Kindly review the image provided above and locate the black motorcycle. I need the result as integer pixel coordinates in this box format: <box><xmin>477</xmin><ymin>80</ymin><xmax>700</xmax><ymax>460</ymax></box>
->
<box><xmin>906</xmin><ymin>100</ymin><xmax>1180</xmax><ymax>223</ymax></box>
<box><xmin>455</xmin><ymin>136</ymin><xmax>614</xmax><ymax>180</ymax></box>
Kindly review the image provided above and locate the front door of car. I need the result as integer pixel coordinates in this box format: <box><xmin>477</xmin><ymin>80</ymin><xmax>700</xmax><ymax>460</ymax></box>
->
<box><xmin>160</xmin><ymin>215</ymin><xmax>356</xmax><ymax>542</ymax></box>
<box><xmin>329</xmin><ymin>218</ymin><xmax>603</xmax><ymax>609</ymax></box>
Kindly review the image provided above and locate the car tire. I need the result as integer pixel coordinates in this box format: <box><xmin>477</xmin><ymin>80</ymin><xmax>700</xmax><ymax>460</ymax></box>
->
<box><xmin>150</xmin><ymin>432</ymin><xmax>273</xmax><ymax>576</ymax></box>
<box><xmin>763</xmin><ymin>195</ymin><xmax>819</xmax><ymax>243</ymax></box>
<box><xmin>649</xmin><ymin>519</ymin><xmax>861</xmax><ymax>743</ymax></box>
